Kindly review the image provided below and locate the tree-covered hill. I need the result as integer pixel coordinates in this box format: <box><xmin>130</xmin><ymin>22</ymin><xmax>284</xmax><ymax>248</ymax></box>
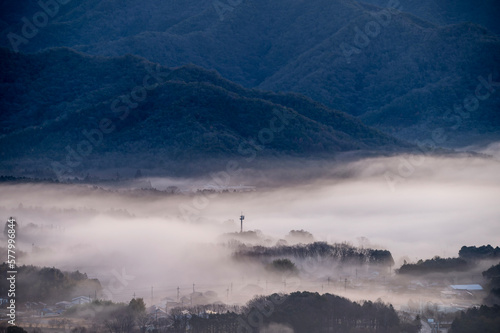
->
<box><xmin>459</xmin><ymin>245</ymin><xmax>500</xmax><ymax>261</ymax></box>
<box><xmin>0</xmin><ymin>263</ymin><xmax>101</xmax><ymax>304</ymax></box>
<box><xmin>234</xmin><ymin>241</ymin><xmax>395</xmax><ymax>267</ymax></box>
<box><xmin>396</xmin><ymin>244</ymin><xmax>500</xmax><ymax>276</ymax></box>
<box><xmin>397</xmin><ymin>256</ymin><xmax>470</xmax><ymax>275</ymax></box>
<box><xmin>2</xmin><ymin>0</ymin><xmax>499</xmax><ymax>145</ymax></box>
<box><xmin>357</xmin><ymin>0</ymin><xmax>500</xmax><ymax>35</ymax></box>
<box><xmin>171</xmin><ymin>292</ymin><xmax>421</xmax><ymax>333</ymax></box>
<box><xmin>0</xmin><ymin>47</ymin><xmax>408</xmax><ymax>177</ymax></box>
<box><xmin>450</xmin><ymin>305</ymin><xmax>500</xmax><ymax>333</ymax></box>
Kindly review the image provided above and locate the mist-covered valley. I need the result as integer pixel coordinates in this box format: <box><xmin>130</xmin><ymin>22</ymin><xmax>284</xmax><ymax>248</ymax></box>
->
<box><xmin>1</xmin><ymin>153</ymin><xmax>499</xmax><ymax>312</ymax></box>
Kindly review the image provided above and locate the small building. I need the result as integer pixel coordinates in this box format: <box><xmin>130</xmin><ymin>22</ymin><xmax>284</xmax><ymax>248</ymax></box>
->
<box><xmin>26</xmin><ymin>301</ymin><xmax>46</xmax><ymax>312</ymax></box>
<box><xmin>158</xmin><ymin>297</ymin><xmax>179</xmax><ymax>311</ymax></box>
<box><xmin>71</xmin><ymin>296</ymin><xmax>92</xmax><ymax>306</ymax></box>
<box><xmin>447</xmin><ymin>284</ymin><xmax>484</xmax><ymax>300</ymax></box>
<box><xmin>55</xmin><ymin>301</ymin><xmax>73</xmax><ymax>309</ymax></box>
<box><xmin>147</xmin><ymin>305</ymin><xmax>168</xmax><ymax>319</ymax></box>
<box><xmin>450</xmin><ymin>284</ymin><xmax>483</xmax><ymax>291</ymax></box>
<box><xmin>41</xmin><ymin>308</ymin><xmax>59</xmax><ymax>317</ymax></box>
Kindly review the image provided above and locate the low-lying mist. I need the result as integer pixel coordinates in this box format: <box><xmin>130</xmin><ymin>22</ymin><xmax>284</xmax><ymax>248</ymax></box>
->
<box><xmin>1</xmin><ymin>153</ymin><xmax>499</xmax><ymax>308</ymax></box>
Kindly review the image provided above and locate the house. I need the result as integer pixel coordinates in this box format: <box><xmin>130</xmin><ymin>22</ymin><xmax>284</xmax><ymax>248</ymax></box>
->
<box><xmin>41</xmin><ymin>308</ymin><xmax>59</xmax><ymax>317</ymax></box>
<box><xmin>158</xmin><ymin>297</ymin><xmax>180</xmax><ymax>310</ymax></box>
<box><xmin>25</xmin><ymin>302</ymin><xmax>46</xmax><ymax>312</ymax></box>
<box><xmin>450</xmin><ymin>284</ymin><xmax>483</xmax><ymax>291</ymax></box>
<box><xmin>147</xmin><ymin>305</ymin><xmax>168</xmax><ymax>319</ymax></box>
<box><xmin>447</xmin><ymin>284</ymin><xmax>484</xmax><ymax>300</ymax></box>
<box><xmin>71</xmin><ymin>296</ymin><xmax>92</xmax><ymax>306</ymax></box>
<box><xmin>55</xmin><ymin>301</ymin><xmax>73</xmax><ymax>309</ymax></box>
<box><xmin>199</xmin><ymin>310</ymin><xmax>220</xmax><ymax>319</ymax></box>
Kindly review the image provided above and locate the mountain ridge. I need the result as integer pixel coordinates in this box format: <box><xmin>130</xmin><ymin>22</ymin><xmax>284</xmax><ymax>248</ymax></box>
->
<box><xmin>0</xmin><ymin>47</ymin><xmax>409</xmax><ymax>177</ymax></box>
<box><xmin>1</xmin><ymin>0</ymin><xmax>498</xmax><ymax>146</ymax></box>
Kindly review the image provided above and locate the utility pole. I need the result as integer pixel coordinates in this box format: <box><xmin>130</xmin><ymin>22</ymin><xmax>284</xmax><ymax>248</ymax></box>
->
<box><xmin>344</xmin><ymin>278</ymin><xmax>347</xmax><ymax>291</ymax></box>
<box><xmin>177</xmin><ymin>287</ymin><xmax>180</xmax><ymax>301</ymax></box>
<box><xmin>193</xmin><ymin>283</ymin><xmax>195</xmax><ymax>293</ymax></box>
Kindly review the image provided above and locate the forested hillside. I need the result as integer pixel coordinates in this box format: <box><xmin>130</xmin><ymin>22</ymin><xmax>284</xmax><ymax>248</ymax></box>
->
<box><xmin>0</xmin><ymin>47</ymin><xmax>407</xmax><ymax>177</ymax></box>
<box><xmin>2</xmin><ymin>0</ymin><xmax>499</xmax><ymax>145</ymax></box>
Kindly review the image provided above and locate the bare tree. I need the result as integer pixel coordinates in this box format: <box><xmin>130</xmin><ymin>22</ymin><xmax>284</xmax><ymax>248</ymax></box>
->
<box><xmin>104</xmin><ymin>312</ymin><xmax>135</xmax><ymax>333</ymax></box>
<box><xmin>89</xmin><ymin>322</ymin><xmax>104</xmax><ymax>333</ymax></box>
<box><xmin>136</xmin><ymin>313</ymin><xmax>151</xmax><ymax>333</ymax></box>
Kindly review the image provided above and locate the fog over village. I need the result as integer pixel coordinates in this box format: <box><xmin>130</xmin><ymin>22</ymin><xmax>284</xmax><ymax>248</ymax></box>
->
<box><xmin>1</xmin><ymin>0</ymin><xmax>500</xmax><ymax>332</ymax></box>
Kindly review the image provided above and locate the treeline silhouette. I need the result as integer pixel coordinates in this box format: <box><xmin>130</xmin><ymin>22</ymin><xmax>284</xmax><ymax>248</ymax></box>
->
<box><xmin>397</xmin><ymin>244</ymin><xmax>500</xmax><ymax>275</ymax></box>
<box><xmin>234</xmin><ymin>242</ymin><xmax>395</xmax><ymax>266</ymax></box>
<box><xmin>170</xmin><ymin>292</ymin><xmax>421</xmax><ymax>333</ymax></box>
<box><xmin>459</xmin><ymin>245</ymin><xmax>500</xmax><ymax>261</ymax></box>
<box><xmin>397</xmin><ymin>257</ymin><xmax>469</xmax><ymax>275</ymax></box>
<box><xmin>483</xmin><ymin>262</ymin><xmax>500</xmax><ymax>306</ymax></box>
<box><xmin>0</xmin><ymin>263</ymin><xmax>101</xmax><ymax>303</ymax></box>
<box><xmin>450</xmin><ymin>305</ymin><xmax>500</xmax><ymax>333</ymax></box>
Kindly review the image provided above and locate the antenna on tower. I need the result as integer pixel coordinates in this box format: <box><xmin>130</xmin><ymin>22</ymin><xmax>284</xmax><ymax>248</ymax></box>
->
<box><xmin>240</xmin><ymin>213</ymin><xmax>245</xmax><ymax>233</ymax></box>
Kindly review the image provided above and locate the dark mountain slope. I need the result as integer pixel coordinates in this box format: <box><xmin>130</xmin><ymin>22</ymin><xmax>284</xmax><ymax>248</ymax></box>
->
<box><xmin>260</xmin><ymin>20</ymin><xmax>500</xmax><ymax>144</ymax></box>
<box><xmin>1</xmin><ymin>0</ymin><xmax>498</xmax><ymax>146</ymax></box>
<box><xmin>0</xmin><ymin>48</ymin><xmax>407</xmax><ymax>177</ymax></box>
<box><xmin>357</xmin><ymin>0</ymin><xmax>500</xmax><ymax>35</ymax></box>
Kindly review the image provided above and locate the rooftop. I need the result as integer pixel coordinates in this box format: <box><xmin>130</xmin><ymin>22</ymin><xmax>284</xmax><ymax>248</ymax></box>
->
<box><xmin>450</xmin><ymin>284</ymin><xmax>483</xmax><ymax>291</ymax></box>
